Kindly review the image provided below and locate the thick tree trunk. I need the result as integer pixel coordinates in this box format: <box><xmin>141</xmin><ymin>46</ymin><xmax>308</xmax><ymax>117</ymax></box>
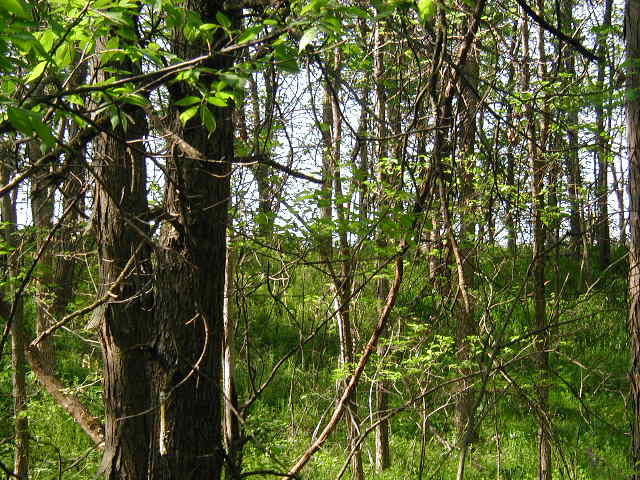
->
<box><xmin>148</xmin><ymin>4</ymin><xmax>236</xmax><ymax>478</ymax></box>
<box><xmin>94</xmin><ymin>95</ymin><xmax>154</xmax><ymax>480</ymax></box>
<box><xmin>626</xmin><ymin>0</ymin><xmax>640</xmax><ymax>477</ymax></box>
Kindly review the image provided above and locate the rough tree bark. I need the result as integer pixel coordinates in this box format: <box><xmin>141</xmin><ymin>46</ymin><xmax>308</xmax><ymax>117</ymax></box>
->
<box><xmin>93</xmin><ymin>54</ymin><xmax>155</xmax><ymax>479</ymax></box>
<box><xmin>626</xmin><ymin>0</ymin><xmax>640</xmax><ymax>477</ymax></box>
<box><xmin>147</xmin><ymin>2</ymin><xmax>237</xmax><ymax>478</ymax></box>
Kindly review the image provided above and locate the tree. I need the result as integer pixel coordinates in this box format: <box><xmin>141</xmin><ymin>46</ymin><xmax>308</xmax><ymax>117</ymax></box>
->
<box><xmin>1</xmin><ymin>154</ymin><xmax>28</xmax><ymax>480</ymax></box>
<box><xmin>626</xmin><ymin>0</ymin><xmax>640</xmax><ymax>477</ymax></box>
<box><xmin>595</xmin><ymin>0</ymin><xmax>613</xmax><ymax>267</ymax></box>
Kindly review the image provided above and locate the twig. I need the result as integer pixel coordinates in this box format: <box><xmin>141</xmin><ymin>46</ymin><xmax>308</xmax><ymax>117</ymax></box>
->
<box><xmin>287</xmin><ymin>246</ymin><xmax>405</xmax><ymax>477</ymax></box>
<box><xmin>31</xmin><ymin>242</ymin><xmax>144</xmax><ymax>347</ymax></box>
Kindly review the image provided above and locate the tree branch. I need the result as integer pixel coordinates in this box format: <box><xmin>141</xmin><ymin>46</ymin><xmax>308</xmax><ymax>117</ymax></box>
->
<box><xmin>514</xmin><ymin>0</ymin><xmax>601</xmax><ymax>63</ymax></box>
<box><xmin>26</xmin><ymin>346</ymin><xmax>105</xmax><ymax>447</ymax></box>
<box><xmin>287</xmin><ymin>247</ymin><xmax>405</xmax><ymax>478</ymax></box>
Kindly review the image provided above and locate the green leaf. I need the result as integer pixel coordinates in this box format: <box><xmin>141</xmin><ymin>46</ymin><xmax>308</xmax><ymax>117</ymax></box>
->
<box><xmin>7</xmin><ymin>107</ymin><xmax>34</xmax><ymax>135</ymax></box>
<box><xmin>6</xmin><ymin>107</ymin><xmax>56</xmax><ymax>147</ymax></box>
<box><xmin>216</xmin><ymin>11</ymin><xmax>231</xmax><ymax>29</ymax></box>
<box><xmin>219</xmin><ymin>72</ymin><xmax>247</xmax><ymax>89</ymax></box>
<box><xmin>67</xmin><ymin>94</ymin><xmax>84</xmax><ymax>106</ymax></box>
<box><xmin>237</xmin><ymin>25</ymin><xmax>262</xmax><ymax>44</ymax></box>
<box><xmin>11</xmin><ymin>32</ymin><xmax>46</xmax><ymax>56</ymax></box>
<box><xmin>200</xmin><ymin>105</ymin><xmax>216</xmax><ymax>133</ymax></box>
<box><xmin>342</xmin><ymin>6</ymin><xmax>370</xmax><ymax>18</ymax></box>
<box><xmin>199</xmin><ymin>23</ymin><xmax>218</xmax><ymax>32</ymax></box>
<box><xmin>206</xmin><ymin>96</ymin><xmax>227</xmax><ymax>107</ymax></box>
<box><xmin>30</xmin><ymin>115</ymin><xmax>57</xmax><ymax>147</ymax></box>
<box><xmin>110</xmin><ymin>111</ymin><xmax>120</xmax><ymax>129</ymax></box>
<box><xmin>174</xmin><ymin>95</ymin><xmax>201</xmax><ymax>106</ymax></box>
<box><xmin>54</xmin><ymin>42</ymin><xmax>73</xmax><ymax>67</ymax></box>
<box><xmin>298</xmin><ymin>26</ymin><xmax>320</xmax><ymax>52</ymax></box>
<box><xmin>96</xmin><ymin>9</ymin><xmax>129</xmax><ymax>26</ymax></box>
<box><xmin>417</xmin><ymin>0</ymin><xmax>436</xmax><ymax>22</ymax></box>
<box><xmin>179</xmin><ymin>105</ymin><xmax>199</xmax><ymax>126</ymax></box>
<box><xmin>25</xmin><ymin>61</ymin><xmax>47</xmax><ymax>83</ymax></box>
<box><xmin>2</xmin><ymin>0</ymin><xmax>31</xmax><ymax>19</ymax></box>
<box><xmin>122</xmin><ymin>93</ymin><xmax>149</xmax><ymax>107</ymax></box>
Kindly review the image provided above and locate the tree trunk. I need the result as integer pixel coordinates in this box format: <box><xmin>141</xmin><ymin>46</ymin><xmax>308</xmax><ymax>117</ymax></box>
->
<box><xmin>610</xmin><ymin>160</ymin><xmax>626</xmax><ymax>243</ymax></box>
<box><xmin>626</xmin><ymin>0</ymin><xmax>640</xmax><ymax>477</ymax></box>
<box><xmin>93</xmin><ymin>80</ymin><xmax>155</xmax><ymax>479</ymax></box>
<box><xmin>558</xmin><ymin>0</ymin><xmax>584</xmax><ymax>258</ymax></box>
<box><xmin>373</xmin><ymin>21</ymin><xmax>390</xmax><ymax>472</ymax></box>
<box><xmin>455</xmin><ymin>0</ymin><xmax>479</xmax><ymax>457</ymax></box>
<box><xmin>522</xmin><ymin>8</ymin><xmax>552</xmax><ymax>479</ymax></box>
<box><xmin>223</xmin><ymin>243</ymin><xmax>241</xmax><ymax>480</ymax></box>
<box><xmin>1</xmin><ymin>159</ymin><xmax>28</xmax><ymax>480</ymax></box>
<box><xmin>147</xmin><ymin>3</ymin><xmax>237</xmax><ymax>478</ymax></box>
<box><xmin>595</xmin><ymin>0</ymin><xmax>613</xmax><ymax>267</ymax></box>
<box><xmin>29</xmin><ymin>141</ymin><xmax>56</xmax><ymax>374</ymax></box>
<box><xmin>318</xmin><ymin>48</ymin><xmax>364</xmax><ymax>480</ymax></box>
<box><xmin>249</xmin><ymin>65</ymin><xmax>279</xmax><ymax>238</ymax></box>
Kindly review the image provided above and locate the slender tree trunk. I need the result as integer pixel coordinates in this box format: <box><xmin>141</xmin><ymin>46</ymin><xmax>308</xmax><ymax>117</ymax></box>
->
<box><xmin>610</xmin><ymin>160</ymin><xmax>626</xmax><ymax>242</ymax></box>
<box><xmin>249</xmin><ymin>65</ymin><xmax>279</xmax><ymax>238</ymax></box>
<box><xmin>373</xmin><ymin>21</ymin><xmax>391</xmax><ymax>472</ymax></box>
<box><xmin>423</xmin><ymin>4</ymin><xmax>486</xmax><ymax>476</ymax></box>
<box><xmin>29</xmin><ymin>141</ymin><xmax>56</xmax><ymax>374</ymax></box>
<box><xmin>223</xmin><ymin>243</ymin><xmax>241</xmax><ymax>480</ymax></box>
<box><xmin>332</xmin><ymin>52</ymin><xmax>364</xmax><ymax>480</ymax></box>
<box><xmin>1</xmin><ymin>160</ymin><xmax>28</xmax><ymax>480</ymax></box>
<box><xmin>455</xmin><ymin>1</ymin><xmax>479</xmax><ymax>460</ymax></box>
<box><xmin>556</xmin><ymin>0</ymin><xmax>587</xmax><ymax>290</ymax></box>
<box><xmin>626</xmin><ymin>0</ymin><xmax>640</xmax><ymax>477</ymax></box>
<box><xmin>558</xmin><ymin>0</ymin><xmax>584</xmax><ymax>258</ymax></box>
<box><xmin>595</xmin><ymin>0</ymin><xmax>613</xmax><ymax>267</ymax></box>
<box><xmin>503</xmin><ymin>26</ymin><xmax>519</xmax><ymax>254</ymax></box>
<box><xmin>523</xmin><ymin>8</ymin><xmax>552</xmax><ymax>479</ymax></box>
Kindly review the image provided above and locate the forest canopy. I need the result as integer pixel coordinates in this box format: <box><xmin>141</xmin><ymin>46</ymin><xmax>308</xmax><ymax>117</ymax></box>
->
<box><xmin>0</xmin><ymin>0</ymin><xmax>639</xmax><ymax>479</ymax></box>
